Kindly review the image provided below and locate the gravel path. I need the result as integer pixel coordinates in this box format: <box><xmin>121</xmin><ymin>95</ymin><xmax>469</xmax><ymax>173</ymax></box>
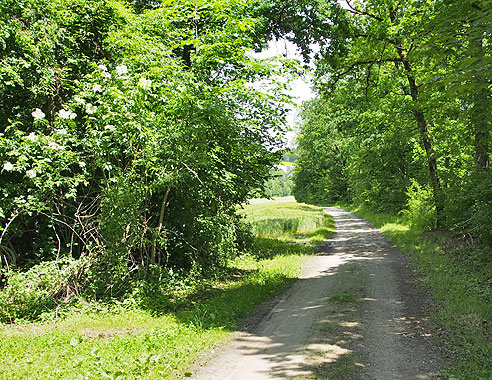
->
<box><xmin>189</xmin><ymin>207</ymin><xmax>444</xmax><ymax>379</ymax></box>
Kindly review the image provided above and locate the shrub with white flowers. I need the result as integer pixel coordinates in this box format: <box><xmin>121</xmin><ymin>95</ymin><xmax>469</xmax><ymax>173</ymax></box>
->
<box><xmin>0</xmin><ymin>0</ymin><xmax>293</xmax><ymax>312</ymax></box>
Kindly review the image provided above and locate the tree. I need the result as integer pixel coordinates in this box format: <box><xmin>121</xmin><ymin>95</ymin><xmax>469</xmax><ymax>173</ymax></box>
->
<box><xmin>258</xmin><ymin>0</ymin><xmax>491</xmax><ymax>229</ymax></box>
<box><xmin>264</xmin><ymin>168</ymin><xmax>293</xmax><ymax>197</ymax></box>
<box><xmin>0</xmin><ymin>0</ymin><xmax>295</xmax><ymax>295</ymax></box>
<box><xmin>427</xmin><ymin>0</ymin><xmax>491</xmax><ymax>170</ymax></box>
<box><xmin>313</xmin><ymin>0</ymin><xmax>446</xmax><ymax>224</ymax></box>
<box><xmin>293</xmin><ymin>97</ymin><xmax>350</xmax><ymax>205</ymax></box>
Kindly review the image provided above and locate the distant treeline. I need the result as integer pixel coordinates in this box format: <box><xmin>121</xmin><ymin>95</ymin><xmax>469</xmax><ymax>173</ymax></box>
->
<box><xmin>264</xmin><ymin>169</ymin><xmax>293</xmax><ymax>197</ymax></box>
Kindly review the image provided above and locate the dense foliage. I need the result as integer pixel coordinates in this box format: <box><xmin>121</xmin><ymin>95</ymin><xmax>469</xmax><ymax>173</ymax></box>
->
<box><xmin>0</xmin><ymin>0</ymin><xmax>295</xmax><ymax>307</ymax></box>
<box><xmin>281</xmin><ymin>0</ymin><xmax>491</xmax><ymax>243</ymax></box>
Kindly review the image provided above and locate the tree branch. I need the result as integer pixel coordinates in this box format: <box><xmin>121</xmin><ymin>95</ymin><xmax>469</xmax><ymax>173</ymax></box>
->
<box><xmin>345</xmin><ymin>0</ymin><xmax>384</xmax><ymax>22</ymax></box>
<box><xmin>151</xmin><ymin>186</ymin><xmax>171</xmax><ymax>266</ymax></box>
<box><xmin>336</xmin><ymin>57</ymin><xmax>401</xmax><ymax>79</ymax></box>
<box><xmin>0</xmin><ymin>210</ymin><xmax>19</xmax><ymax>247</ymax></box>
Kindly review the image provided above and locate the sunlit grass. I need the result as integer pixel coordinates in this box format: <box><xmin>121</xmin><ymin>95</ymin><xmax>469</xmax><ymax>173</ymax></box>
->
<box><xmin>239</xmin><ymin>196</ymin><xmax>335</xmax><ymax>244</ymax></box>
<box><xmin>0</xmin><ymin>256</ymin><xmax>303</xmax><ymax>380</ymax></box>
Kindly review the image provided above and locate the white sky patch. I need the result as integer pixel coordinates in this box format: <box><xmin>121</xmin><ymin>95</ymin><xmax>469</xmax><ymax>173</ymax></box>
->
<box><xmin>250</xmin><ymin>39</ymin><xmax>316</xmax><ymax>148</ymax></box>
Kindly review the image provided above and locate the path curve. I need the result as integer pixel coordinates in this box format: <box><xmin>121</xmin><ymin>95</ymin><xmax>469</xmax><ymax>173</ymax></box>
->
<box><xmin>190</xmin><ymin>207</ymin><xmax>444</xmax><ymax>379</ymax></box>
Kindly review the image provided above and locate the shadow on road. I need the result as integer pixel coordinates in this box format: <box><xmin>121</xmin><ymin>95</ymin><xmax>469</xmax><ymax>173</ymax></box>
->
<box><xmin>190</xmin><ymin>207</ymin><xmax>444</xmax><ymax>380</ymax></box>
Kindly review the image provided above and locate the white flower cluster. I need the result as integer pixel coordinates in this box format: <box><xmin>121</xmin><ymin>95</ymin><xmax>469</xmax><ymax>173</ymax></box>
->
<box><xmin>138</xmin><ymin>77</ymin><xmax>152</xmax><ymax>90</ymax></box>
<box><xmin>26</xmin><ymin>133</ymin><xmax>37</xmax><ymax>142</ymax></box>
<box><xmin>3</xmin><ymin>162</ymin><xmax>13</xmax><ymax>171</ymax></box>
<box><xmin>98</xmin><ymin>64</ymin><xmax>111</xmax><ymax>79</ymax></box>
<box><xmin>96</xmin><ymin>62</ymin><xmax>132</xmax><ymax>80</ymax></box>
<box><xmin>3</xmin><ymin>161</ymin><xmax>38</xmax><ymax>179</ymax></box>
<box><xmin>86</xmin><ymin>104</ymin><xmax>97</xmax><ymax>114</ymax></box>
<box><xmin>116</xmin><ymin>65</ymin><xmax>128</xmax><ymax>76</ymax></box>
<box><xmin>32</xmin><ymin>108</ymin><xmax>45</xmax><ymax>120</ymax></box>
<box><xmin>48</xmin><ymin>141</ymin><xmax>64</xmax><ymax>150</ymax></box>
<box><xmin>58</xmin><ymin>109</ymin><xmax>77</xmax><ymax>119</ymax></box>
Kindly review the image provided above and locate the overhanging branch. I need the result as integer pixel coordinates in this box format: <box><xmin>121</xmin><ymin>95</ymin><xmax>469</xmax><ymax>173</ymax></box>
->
<box><xmin>345</xmin><ymin>0</ymin><xmax>384</xmax><ymax>22</ymax></box>
<box><xmin>336</xmin><ymin>57</ymin><xmax>401</xmax><ymax>78</ymax></box>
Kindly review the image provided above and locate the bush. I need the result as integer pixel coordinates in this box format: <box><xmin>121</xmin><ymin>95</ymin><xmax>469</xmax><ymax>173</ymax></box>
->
<box><xmin>448</xmin><ymin>171</ymin><xmax>492</xmax><ymax>245</ymax></box>
<box><xmin>0</xmin><ymin>258</ymin><xmax>89</xmax><ymax>323</ymax></box>
<box><xmin>0</xmin><ymin>0</ymin><xmax>291</xmax><ymax>294</ymax></box>
<box><xmin>401</xmin><ymin>180</ymin><xmax>436</xmax><ymax>230</ymax></box>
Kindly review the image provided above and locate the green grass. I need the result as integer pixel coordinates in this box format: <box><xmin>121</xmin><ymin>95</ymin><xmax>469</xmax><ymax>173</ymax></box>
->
<box><xmin>0</xmin><ymin>196</ymin><xmax>334</xmax><ymax>380</ymax></box>
<box><xmin>328</xmin><ymin>294</ymin><xmax>357</xmax><ymax>304</ymax></box>
<box><xmin>239</xmin><ymin>196</ymin><xmax>335</xmax><ymax>245</ymax></box>
<box><xmin>348</xmin><ymin>205</ymin><xmax>492</xmax><ymax>380</ymax></box>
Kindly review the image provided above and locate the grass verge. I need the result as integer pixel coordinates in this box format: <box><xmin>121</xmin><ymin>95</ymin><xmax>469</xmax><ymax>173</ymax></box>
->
<box><xmin>0</xmin><ymin>197</ymin><xmax>334</xmax><ymax>380</ymax></box>
<box><xmin>348</xmin><ymin>205</ymin><xmax>492</xmax><ymax>380</ymax></box>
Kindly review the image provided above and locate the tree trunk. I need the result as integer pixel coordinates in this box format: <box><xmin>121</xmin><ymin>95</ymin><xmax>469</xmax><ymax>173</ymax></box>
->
<box><xmin>411</xmin><ymin>108</ymin><xmax>445</xmax><ymax>226</ymax></box>
<box><xmin>474</xmin><ymin>130</ymin><xmax>490</xmax><ymax>170</ymax></box>
<box><xmin>470</xmin><ymin>32</ymin><xmax>490</xmax><ymax>170</ymax></box>
<box><xmin>394</xmin><ymin>44</ymin><xmax>445</xmax><ymax>227</ymax></box>
<box><xmin>151</xmin><ymin>187</ymin><xmax>171</xmax><ymax>266</ymax></box>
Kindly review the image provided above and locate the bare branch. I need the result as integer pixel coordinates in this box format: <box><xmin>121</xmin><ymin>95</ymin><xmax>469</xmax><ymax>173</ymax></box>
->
<box><xmin>52</xmin><ymin>224</ymin><xmax>62</xmax><ymax>260</ymax></box>
<box><xmin>345</xmin><ymin>0</ymin><xmax>384</xmax><ymax>22</ymax></box>
<box><xmin>180</xmin><ymin>160</ymin><xmax>204</xmax><ymax>185</ymax></box>
<box><xmin>40</xmin><ymin>212</ymin><xmax>88</xmax><ymax>246</ymax></box>
<box><xmin>0</xmin><ymin>210</ymin><xmax>19</xmax><ymax>247</ymax></box>
<box><xmin>336</xmin><ymin>57</ymin><xmax>401</xmax><ymax>79</ymax></box>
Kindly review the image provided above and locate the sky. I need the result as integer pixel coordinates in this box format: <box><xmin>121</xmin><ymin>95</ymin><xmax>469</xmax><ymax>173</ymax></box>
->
<box><xmin>248</xmin><ymin>1</ymin><xmax>351</xmax><ymax>148</ymax></box>
<box><xmin>250</xmin><ymin>39</ymin><xmax>316</xmax><ymax>148</ymax></box>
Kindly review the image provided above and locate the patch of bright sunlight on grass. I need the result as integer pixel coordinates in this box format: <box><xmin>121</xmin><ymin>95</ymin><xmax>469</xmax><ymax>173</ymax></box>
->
<box><xmin>380</xmin><ymin>223</ymin><xmax>409</xmax><ymax>233</ymax></box>
<box><xmin>239</xmin><ymin>196</ymin><xmax>335</xmax><ymax>244</ymax></box>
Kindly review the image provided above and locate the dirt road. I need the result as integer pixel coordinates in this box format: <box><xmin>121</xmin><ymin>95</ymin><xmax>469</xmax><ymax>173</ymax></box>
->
<box><xmin>190</xmin><ymin>207</ymin><xmax>444</xmax><ymax>379</ymax></box>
